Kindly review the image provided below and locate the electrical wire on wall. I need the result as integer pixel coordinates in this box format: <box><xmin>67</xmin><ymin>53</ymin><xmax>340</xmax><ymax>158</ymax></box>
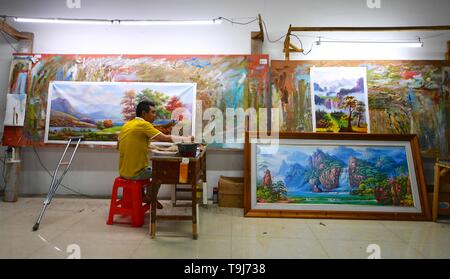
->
<box><xmin>0</xmin><ymin>29</ymin><xmax>19</xmax><ymax>52</ymax></box>
<box><xmin>32</xmin><ymin>146</ymin><xmax>94</xmax><ymax>198</ymax></box>
<box><xmin>219</xmin><ymin>16</ymin><xmax>258</xmax><ymax>26</ymax></box>
<box><xmin>221</xmin><ymin>16</ymin><xmax>315</xmax><ymax>55</ymax></box>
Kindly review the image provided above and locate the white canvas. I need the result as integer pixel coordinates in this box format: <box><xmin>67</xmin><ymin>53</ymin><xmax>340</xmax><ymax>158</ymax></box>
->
<box><xmin>4</xmin><ymin>94</ymin><xmax>27</xmax><ymax>126</ymax></box>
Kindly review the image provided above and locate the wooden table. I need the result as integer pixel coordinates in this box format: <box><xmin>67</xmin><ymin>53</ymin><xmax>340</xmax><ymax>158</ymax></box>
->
<box><xmin>149</xmin><ymin>148</ymin><xmax>207</xmax><ymax>239</ymax></box>
<box><xmin>432</xmin><ymin>160</ymin><xmax>450</xmax><ymax>221</ymax></box>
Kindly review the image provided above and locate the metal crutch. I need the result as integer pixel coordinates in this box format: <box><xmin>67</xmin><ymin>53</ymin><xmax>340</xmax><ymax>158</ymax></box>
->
<box><xmin>32</xmin><ymin>136</ymin><xmax>83</xmax><ymax>231</ymax></box>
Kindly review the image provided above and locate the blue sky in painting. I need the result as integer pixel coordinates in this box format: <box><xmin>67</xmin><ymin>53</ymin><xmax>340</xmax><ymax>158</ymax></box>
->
<box><xmin>256</xmin><ymin>144</ymin><xmax>408</xmax><ymax>182</ymax></box>
<box><xmin>50</xmin><ymin>82</ymin><xmax>195</xmax><ymax>120</ymax></box>
<box><xmin>311</xmin><ymin>67</ymin><xmax>366</xmax><ymax>96</ymax></box>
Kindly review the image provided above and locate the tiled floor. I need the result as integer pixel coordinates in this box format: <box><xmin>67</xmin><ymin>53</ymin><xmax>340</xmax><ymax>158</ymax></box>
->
<box><xmin>0</xmin><ymin>197</ymin><xmax>449</xmax><ymax>259</ymax></box>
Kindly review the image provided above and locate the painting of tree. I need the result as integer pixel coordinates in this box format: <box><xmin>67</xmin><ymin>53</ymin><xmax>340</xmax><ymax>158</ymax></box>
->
<box><xmin>121</xmin><ymin>90</ymin><xmax>136</xmax><ymax>121</ymax></box>
<box><xmin>136</xmin><ymin>89</ymin><xmax>170</xmax><ymax>119</ymax></box>
<box><xmin>354</xmin><ymin>101</ymin><xmax>366</xmax><ymax>128</ymax></box>
<box><xmin>310</xmin><ymin>67</ymin><xmax>370</xmax><ymax>133</ymax></box>
<box><xmin>340</xmin><ymin>96</ymin><xmax>358</xmax><ymax>132</ymax></box>
<box><xmin>165</xmin><ymin>96</ymin><xmax>184</xmax><ymax>112</ymax></box>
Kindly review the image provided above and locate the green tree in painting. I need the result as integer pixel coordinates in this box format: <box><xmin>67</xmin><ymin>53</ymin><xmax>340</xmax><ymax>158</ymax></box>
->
<box><xmin>271</xmin><ymin>180</ymin><xmax>288</xmax><ymax>201</ymax></box>
<box><xmin>136</xmin><ymin>89</ymin><xmax>170</xmax><ymax>119</ymax></box>
<box><xmin>353</xmin><ymin>101</ymin><xmax>366</xmax><ymax>128</ymax></box>
<box><xmin>340</xmin><ymin>96</ymin><xmax>358</xmax><ymax>131</ymax></box>
<box><xmin>96</xmin><ymin>121</ymin><xmax>105</xmax><ymax>130</ymax></box>
<box><xmin>316</xmin><ymin>110</ymin><xmax>332</xmax><ymax>129</ymax></box>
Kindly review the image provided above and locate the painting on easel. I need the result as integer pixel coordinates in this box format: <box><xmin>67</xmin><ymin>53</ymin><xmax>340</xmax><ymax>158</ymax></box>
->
<box><xmin>45</xmin><ymin>81</ymin><xmax>196</xmax><ymax>145</ymax></box>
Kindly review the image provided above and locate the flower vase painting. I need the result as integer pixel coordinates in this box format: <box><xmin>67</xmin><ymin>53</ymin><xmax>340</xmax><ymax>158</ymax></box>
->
<box><xmin>245</xmin><ymin>133</ymin><xmax>431</xmax><ymax>220</ymax></box>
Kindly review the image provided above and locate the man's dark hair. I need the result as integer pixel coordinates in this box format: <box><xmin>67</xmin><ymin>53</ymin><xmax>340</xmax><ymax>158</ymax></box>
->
<box><xmin>136</xmin><ymin>100</ymin><xmax>156</xmax><ymax>117</ymax></box>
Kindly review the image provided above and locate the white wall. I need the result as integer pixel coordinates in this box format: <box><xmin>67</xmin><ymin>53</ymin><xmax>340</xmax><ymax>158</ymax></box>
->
<box><xmin>0</xmin><ymin>0</ymin><xmax>449</xmax><ymax>197</ymax></box>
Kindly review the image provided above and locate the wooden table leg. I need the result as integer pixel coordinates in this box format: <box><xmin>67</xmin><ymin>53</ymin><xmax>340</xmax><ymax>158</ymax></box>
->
<box><xmin>150</xmin><ymin>181</ymin><xmax>157</xmax><ymax>238</ymax></box>
<box><xmin>432</xmin><ymin>164</ymin><xmax>440</xmax><ymax>222</ymax></box>
<box><xmin>192</xmin><ymin>180</ymin><xmax>198</xmax><ymax>240</ymax></box>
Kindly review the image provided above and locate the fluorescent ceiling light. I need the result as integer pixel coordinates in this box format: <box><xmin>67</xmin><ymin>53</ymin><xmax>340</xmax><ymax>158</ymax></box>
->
<box><xmin>13</xmin><ymin>17</ymin><xmax>222</xmax><ymax>26</ymax></box>
<box><xmin>15</xmin><ymin>17</ymin><xmax>112</xmax><ymax>25</ymax></box>
<box><xmin>315</xmin><ymin>39</ymin><xmax>423</xmax><ymax>48</ymax></box>
<box><xmin>120</xmin><ymin>19</ymin><xmax>222</xmax><ymax>26</ymax></box>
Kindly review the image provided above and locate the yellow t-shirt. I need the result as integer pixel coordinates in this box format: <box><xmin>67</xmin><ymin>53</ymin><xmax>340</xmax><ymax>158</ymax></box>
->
<box><xmin>118</xmin><ymin>117</ymin><xmax>161</xmax><ymax>178</ymax></box>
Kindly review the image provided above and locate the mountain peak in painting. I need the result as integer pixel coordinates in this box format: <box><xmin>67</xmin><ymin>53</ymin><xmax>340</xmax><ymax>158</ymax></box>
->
<box><xmin>313</xmin><ymin>82</ymin><xmax>325</xmax><ymax>92</ymax></box>
<box><xmin>51</xmin><ymin>98</ymin><xmax>87</xmax><ymax>119</ymax></box>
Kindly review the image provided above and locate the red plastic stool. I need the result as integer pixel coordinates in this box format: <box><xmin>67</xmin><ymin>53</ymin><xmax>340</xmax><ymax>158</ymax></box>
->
<box><xmin>107</xmin><ymin>177</ymin><xmax>151</xmax><ymax>227</ymax></box>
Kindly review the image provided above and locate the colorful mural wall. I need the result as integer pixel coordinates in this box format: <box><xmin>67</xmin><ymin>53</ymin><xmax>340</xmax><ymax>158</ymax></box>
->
<box><xmin>271</xmin><ymin>60</ymin><xmax>448</xmax><ymax>157</ymax></box>
<box><xmin>3</xmin><ymin>54</ymin><xmax>269</xmax><ymax>149</ymax></box>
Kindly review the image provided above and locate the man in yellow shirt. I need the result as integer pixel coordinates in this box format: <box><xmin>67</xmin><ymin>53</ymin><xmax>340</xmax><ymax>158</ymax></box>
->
<box><xmin>118</xmin><ymin>100</ymin><xmax>193</xmax><ymax>209</ymax></box>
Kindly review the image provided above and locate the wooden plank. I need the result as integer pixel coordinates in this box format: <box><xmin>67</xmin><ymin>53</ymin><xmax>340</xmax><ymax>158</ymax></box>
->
<box><xmin>251</xmin><ymin>32</ymin><xmax>263</xmax><ymax>54</ymax></box>
<box><xmin>290</xmin><ymin>26</ymin><xmax>450</xmax><ymax>32</ymax></box>
<box><xmin>156</xmin><ymin>215</ymin><xmax>192</xmax><ymax>221</ymax></box>
<box><xmin>250</xmin><ymin>15</ymin><xmax>264</xmax><ymax>55</ymax></box>
<box><xmin>0</xmin><ymin>21</ymin><xmax>32</xmax><ymax>40</ymax></box>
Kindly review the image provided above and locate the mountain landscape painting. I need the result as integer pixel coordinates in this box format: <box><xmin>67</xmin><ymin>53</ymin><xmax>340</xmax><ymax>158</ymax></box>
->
<box><xmin>45</xmin><ymin>81</ymin><xmax>196</xmax><ymax>144</ymax></box>
<box><xmin>310</xmin><ymin>67</ymin><xmax>370</xmax><ymax>133</ymax></box>
<box><xmin>255</xmin><ymin>143</ymin><xmax>417</xmax><ymax>210</ymax></box>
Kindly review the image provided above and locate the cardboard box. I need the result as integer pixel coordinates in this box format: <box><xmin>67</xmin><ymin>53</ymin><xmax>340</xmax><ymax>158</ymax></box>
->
<box><xmin>218</xmin><ymin>176</ymin><xmax>244</xmax><ymax>208</ymax></box>
<box><xmin>427</xmin><ymin>192</ymin><xmax>450</xmax><ymax>216</ymax></box>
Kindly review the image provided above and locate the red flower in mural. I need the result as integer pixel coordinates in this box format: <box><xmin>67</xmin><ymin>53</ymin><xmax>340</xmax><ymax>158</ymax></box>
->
<box><xmin>401</xmin><ymin>71</ymin><xmax>418</xmax><ymax>80</ymax></box>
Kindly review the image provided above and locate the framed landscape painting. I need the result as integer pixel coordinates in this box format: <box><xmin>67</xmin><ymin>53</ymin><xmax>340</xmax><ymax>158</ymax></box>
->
<box><xmin>244</xmin><ymin>132</ymin><xmax>431</xmax><ymax>220</ymax></box>
<box><xmin>45</xmin><ymin>81</ymin><xmax>196</xmax><ymax>145</ymax></box>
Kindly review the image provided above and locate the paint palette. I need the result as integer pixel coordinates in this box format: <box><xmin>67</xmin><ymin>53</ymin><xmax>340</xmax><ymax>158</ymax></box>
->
<box><xmin>151</xmin><ymin>149</ymin><xmax>178</xmax><ymax>156</ymax></box>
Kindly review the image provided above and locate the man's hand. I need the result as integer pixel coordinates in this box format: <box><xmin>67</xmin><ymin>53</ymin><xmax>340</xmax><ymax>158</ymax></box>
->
<box><xmin>152</xmin><ymin>133</ymin><xmax>194</xmax><ymax>143</ymax></box>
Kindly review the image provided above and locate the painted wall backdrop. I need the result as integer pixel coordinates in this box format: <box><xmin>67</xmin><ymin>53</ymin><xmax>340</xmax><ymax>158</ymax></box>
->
<box><xmin>271</xmin><ymin>60</ymin><xmax>448</xmax><ymax>157</ymax></box>
<box><xmin>45</xmin><ymin>81</ymin><xmax>196</xmax><ymax>145</ymax></box>
<box><xmin>443</xmin><ymin>66</ymin><xmax>450</xmax><ymax>154</ymax></box>
<box><xmin>8</xmin><ymin>56</ymin><xmax>31</xmax><ymax>95</ymax></box>
<box><xmin>3</xmin><ymin>54</ymin><xmax>269</xmax><ymax>149</ymax></box>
